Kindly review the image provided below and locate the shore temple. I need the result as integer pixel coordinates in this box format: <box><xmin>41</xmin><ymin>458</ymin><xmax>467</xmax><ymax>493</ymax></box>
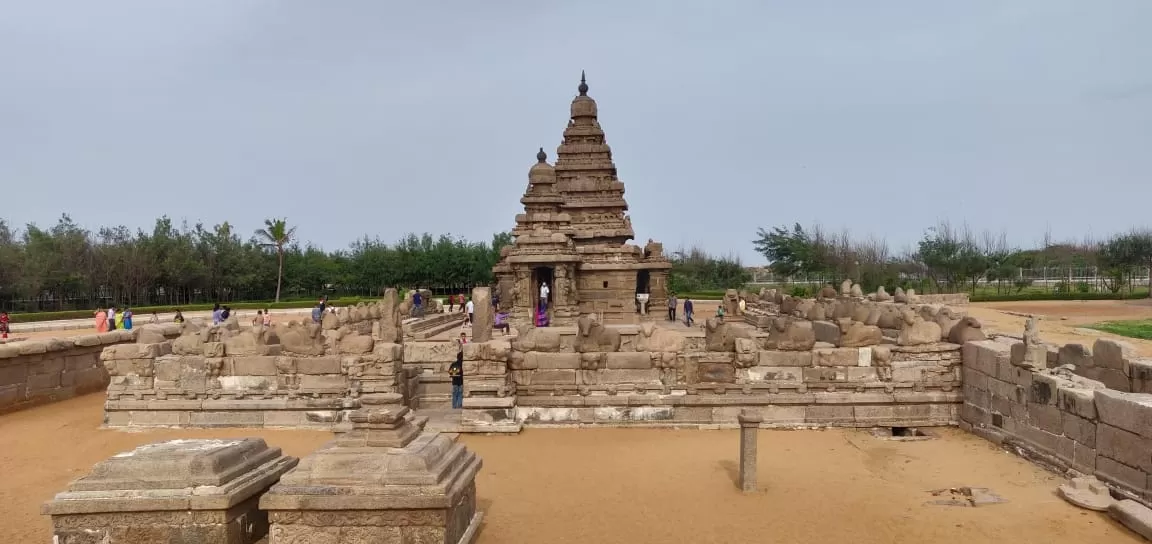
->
<box><xmin>492</xmin><ymin>73</ymin><xmax>671</xmax><ymax>326</ymax></box>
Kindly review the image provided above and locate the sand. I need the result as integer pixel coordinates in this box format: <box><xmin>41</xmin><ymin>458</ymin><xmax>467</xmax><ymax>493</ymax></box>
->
<box><xmin>1</xmin><ymin>394</ymin><xmax>1140</xmax><ymax>543</ymax></box>
<box><xmin>969</xmin><ymin>299</ymin><xmax>1152</xmax><ymax>356</ymax></box>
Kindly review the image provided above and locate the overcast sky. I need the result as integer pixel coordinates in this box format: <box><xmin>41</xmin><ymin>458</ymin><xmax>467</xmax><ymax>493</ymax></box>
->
<box><xmin>2</xmin><ymin>1</ymin><xmax>1150</xmax><ymax>264</ymax></box>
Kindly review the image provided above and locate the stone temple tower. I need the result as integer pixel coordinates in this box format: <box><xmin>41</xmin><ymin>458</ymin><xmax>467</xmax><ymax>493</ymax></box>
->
<box><xmin>493</xmin><ymin>73</ymin><xmax>671</xmax><ymax>326</ymax></box>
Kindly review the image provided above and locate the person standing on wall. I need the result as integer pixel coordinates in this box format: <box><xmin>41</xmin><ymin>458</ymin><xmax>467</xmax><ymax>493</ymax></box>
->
<box><xmin>449</xmin><ymin>350</ymin><xmax>464</xmax><ymax>409</ymax></box>
<box><xmin>667</xmin><ymin>292</ymin><xmax>678</xmax><ymax>322</ymax></box>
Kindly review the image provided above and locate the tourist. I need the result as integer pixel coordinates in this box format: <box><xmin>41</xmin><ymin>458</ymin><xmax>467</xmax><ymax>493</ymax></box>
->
<box><xmin>465</xmin><ymin>297</ymin><xmax>474</xmax><ymax>326</ymax></box>
<box><xmin>107</xmin><ymin>306</ymin><xmax>118</xmax><ymax>330</ymax></box>
<box><xmin>667</xmin><ymin>293</ymin><xmax>678</xmax><ymax>322</ymax></box>
<box><xmin>211</xmin><ymin>303</ymin><xmax>223</xmax><ymax>326</ymax></box>
<box><xmin>94</xmin><ymin>308</ymin><xmax>107</xmax><ymax>333</ymax></box>
<box><xmin>220</xmin><ymin>306</ymin><xmax>231</xmax><ymax>321</ymax></box>
<box><xmin>318</xmin><ymin>296</ymin><xmax>328</xmax><ymax>314</ymax></box>
<box><xmin>0</xmin><ymin>310</ymin><xmax>9</xmax><ymax>339</ymax></box>
<box><xmin>536</xmin><ymin>302</ymin><xmax>549</xmax><ymax>327</ymax></box>
<box><xmin>448</xmin><ymin>351</ymin><xmax>464</xmax><ymax>409</ymax></box>
<box><xmin>448</xmin><ymin>294</ymin><xmax>455</xmax><ymax>313</ymax></box>
<box><xmin>715</xmin><ymin>304</ymin><xmax>725</xmax><ymax>321</ymax></box>
<box><xmin>311</xmin><ymin>303</ymin><xmax>323</xmax><ymax>324</ymax></box>
<box><xmin>458</xmin><ymin>331</ymin><xmax>468</xmax><ymax>347</ymax></box>
<box><xmin>262</xmin><ymin>310</ymin><xmax>272</xmax><ymax>327</ymax></box>
<box><xmin>254</xmin><ymin>310</ymin><xmax>263</xmax><ymax>327</ymax></box>
<box><xmin>149</xmin><ymin>311</ymin><xmax>159</xmax><ymax>324</ymax></box>
<box><xmin>173</xmin><ymin>310</ymin><xmax>184</xmax><ymax>324</ymax></box>
<box><xmin>412</xmin><ymin>290</ymin><xmax>423</xmax><ymax>318</ymax></box>
<box><xmin>738</xmin><ymin>297</ymin><xmax>746</xmax><ymax>314</ymax></box>
<box><xmin>112</xmin><ymin>307</ymin><xmax>124</xmax><ymax>330</ymax></box>
<box><xmin>121</xmin><ymin>308</ymin><xmax>134</xmax><ymax>330</ymax></box>
<box><xmin>492</xmin><ymin>293</ymin><xmax>500</xmax><ymax>309</ymax></box>
<box><xmin>539</xmin><ymin>282</ymin><xmax>550</xmax><ymax>311</ymax></box>
<box><xmin>684</xmin><ymin>298</ymin><xmax>694</xmax><ymax>326</ymax></box>
<box><xmin>494</xmin><ymin>311</ymin><xmax>510</xmax><ymax>335</ymax></box>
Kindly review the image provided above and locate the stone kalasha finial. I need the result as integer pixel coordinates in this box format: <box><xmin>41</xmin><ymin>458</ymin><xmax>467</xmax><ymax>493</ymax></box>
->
<box><xmin>537</xmin><ymin>147</ymin><xmax>547</xmax><ymax>162</ymax></box>
<box><xmin>578</xmin><ymin>70</ymin><xmax>588</xmax><ymax>96</ymax></box>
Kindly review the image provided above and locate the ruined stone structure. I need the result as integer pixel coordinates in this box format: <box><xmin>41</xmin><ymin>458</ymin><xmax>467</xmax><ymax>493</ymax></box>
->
<box><xmin>493</xmin><ymin>73</ymin><xmax>671</xmax><ymax>326</ymax></box>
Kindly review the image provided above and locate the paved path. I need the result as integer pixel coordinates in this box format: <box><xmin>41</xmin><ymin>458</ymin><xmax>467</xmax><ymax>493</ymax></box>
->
<box><xmin>7</xmin><ymin>308</ymin><xmax>312</xmax><ymax>333</ymax></box>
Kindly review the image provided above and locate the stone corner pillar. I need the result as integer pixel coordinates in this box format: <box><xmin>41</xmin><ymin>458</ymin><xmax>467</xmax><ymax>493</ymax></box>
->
<box><xmin>472</xmin><ymin>286</ymin><xmax>494</xmax><ymax>343</ymax></box>
<box><xmin>737</xmin><ymin>409</ymin><xmax>762</xmax><ymax>493</ymax></box>
<box><xmin>43</xmin><ymin>438</ymin><xmax>297</xmax><ymax>544</ymax></box>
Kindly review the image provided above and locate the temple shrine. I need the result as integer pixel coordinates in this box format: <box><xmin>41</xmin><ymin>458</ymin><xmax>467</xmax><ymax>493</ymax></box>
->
<box><xmin>493</xmin><ymin>73</ymin><xmax>671</xmax><ymax>325</ymax></box>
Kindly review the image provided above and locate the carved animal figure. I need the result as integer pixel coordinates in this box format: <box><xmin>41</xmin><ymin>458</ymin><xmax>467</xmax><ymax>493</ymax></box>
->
<box><xmin>636</xmin><ymin>321</ymin><xmax>684</xmax><ymax>352</ymax></box>
<box><xmin>817</xmin><ymin>285</ymin><xmax>838</xmax><ymax>300</ymax></box>
<box><xmin>511</xmin><ymin>324</ymin><xmax>562</xmax><ymax>352</ymax></box>
<box><xmin>780</xmin><ymin>295</ymin><xmax>800</xmax><ymax>316</ymax></box>
<box><xmin>893</xmin><ymin>287</ymin><xmax>908</xmax><ymax>303</ymax></box>
<box><xmin>850</xmin><ymin>283</ymin><xmax>864</xmax><ymax>298</ymax></box>
<box><xmin>896</xmin><ymin>308</ymin><xmax>943</xmax><ymax>346</ymax></box>
<box><xmin>948</xmin><ymin>317</ymin><xmax>987</xmax><ymax>344</ymax></box>
<box><xmin>576</xmin><ymin>315</ymin><xmax>621</xmax><ymax>353</ymax></box>
<box><xmin>838</xmin><ymin>318</ymin><xmax>883</xmax><ymax>347</ymax></box>
<box><xmin>840</xmin><ymin>279</ymin><xmax>853</xmax><ymax>297</ymax></box>
<box><xmin>704</xmin><ymin>317</ymin><xmax>753</xmax><ymax>352</ymax></box>
<box><xmin>871</xmin><ymin>286</ymin><xmax>892</xmax><ymax>302</ymax></box>
<box><xmin>766</xmin><ymin>317</ymin><xmax>816</xmax><ymax>351</ymax></box>
<box><xmin>934</xmin><ymin>308</ymin><xmax>963</xmax><ymax>341</ymax></box>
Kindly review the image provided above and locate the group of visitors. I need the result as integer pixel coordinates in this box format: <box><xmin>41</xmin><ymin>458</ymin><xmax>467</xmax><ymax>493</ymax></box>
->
<box><xmin>95</xmin><ymin>306</ymin><xmax>135</xmax><ymax>332</ymax></box>
<box><xmin>665</xmin><ymin>293</ymin><xmax>696</xmax><ymax>326</ymax></box>
<box><xmin>253</xmin><ymin>309</ymin><xmax>273</xmax><ymax>327</ymax></box>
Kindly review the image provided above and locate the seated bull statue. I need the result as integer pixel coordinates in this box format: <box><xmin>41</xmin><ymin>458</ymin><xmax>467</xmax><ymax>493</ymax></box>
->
<box><xmin>948</xmin><ymin>316</ymin><xmax>987</xmax><ymax>344</ymax></box>
<box><xmin>704</xmin><ymin>316</ymin><xmax>752</xmax><ymax>352</ymax></box>
<box><xmin>766</xmin><ymin>317</ymin><xmax>816</xmax><ymax>351</ymax></box>
<box><xmin>837</xmin><ymin>318</ymin><xmax>883</xmax><ymax>347</ymax></box>
<box><xmin>896</xmin><ymin>307</ymin><xmax>942</xmax><ymax>346</ymax></box>
<box><xmin>576</xmin><ymin>315</ymin><xmax>621</xmax><ymax>353</ymax></box>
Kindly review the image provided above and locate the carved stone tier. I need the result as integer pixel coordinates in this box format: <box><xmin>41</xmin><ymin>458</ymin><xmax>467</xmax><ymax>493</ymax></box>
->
<box><xmin>43</xmin><ymin>438</ymin><xmax>297</xmax><ymax>544</ymax></box>
<box><xmin>260</xmin><ymin>401</ymin><xmax>484</xmax><ymax>543</ymax></box>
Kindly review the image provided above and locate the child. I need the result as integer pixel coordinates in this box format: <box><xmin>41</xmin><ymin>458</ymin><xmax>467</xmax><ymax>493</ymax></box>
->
<box><xmin>173</xmin><ymin>310</ymin><xmax>185</xmax><ymax>324</ymax></box>
<box><xmin>0</xmin><ymin>311</ymin><xmax>9</xmax><ymax>339</ymax></box>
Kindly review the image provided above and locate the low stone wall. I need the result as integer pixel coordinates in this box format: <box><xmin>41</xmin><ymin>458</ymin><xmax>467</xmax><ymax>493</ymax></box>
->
<box><xmin>103</xmin><ymin>295</ymin><xmax>407</xmax><ymax>428</ymax></box>
<box><xmin>917</xmin><ymin>293</ymin><xmax>970</xmax><ymax>305</ymax></box>
<box><xmin>961</xmin><ymin>340</ymin><xmax>1152</xmax><ymax>505</ymax></box>
<box><xmin>0</xmin><ymin>326</ymin><xmax>178</xmax><ymax>414</ymax></box>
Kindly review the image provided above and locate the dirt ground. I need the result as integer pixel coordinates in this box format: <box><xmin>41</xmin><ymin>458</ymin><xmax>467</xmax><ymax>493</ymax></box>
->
<box><xmin>969</xmin><ymin>299</ymin><xmax>1152</xmax><ymax>356</ymax></box>
<box><xmin>0</xmin><ymin>394</ymin><xmax>1139</xmax><ymax>543</ymax></box>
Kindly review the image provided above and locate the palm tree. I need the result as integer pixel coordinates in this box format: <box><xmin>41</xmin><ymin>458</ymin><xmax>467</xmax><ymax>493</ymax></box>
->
<box><xmin>255</xmin><ymin>218</ymin><xmax>296</xmax><ymax>303</ymax></box>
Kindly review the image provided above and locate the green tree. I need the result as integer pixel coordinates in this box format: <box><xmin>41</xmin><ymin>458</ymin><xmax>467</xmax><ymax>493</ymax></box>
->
<box><xmin>254</xmin><ymin>218</ymin><xmax>297</xmax><ymax>303</ymax></box>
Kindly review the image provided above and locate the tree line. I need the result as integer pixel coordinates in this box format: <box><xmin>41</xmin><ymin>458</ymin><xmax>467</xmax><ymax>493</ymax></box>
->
<box><xmin>753</xmin><ymin>221</ymin><xmax>1152</xmax><ymax>296</ymax></box>
<box><xmin>0</xmin><ymin>214</ymin><xmax>514</xmax><ymax>312</ymax></box>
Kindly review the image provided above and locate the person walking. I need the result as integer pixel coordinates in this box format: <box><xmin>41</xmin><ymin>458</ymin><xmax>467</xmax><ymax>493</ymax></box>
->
<box><xmin>448</xmin><ymin>294</ymin><xmax>455</xmax><ymax>313</ymax></box>
<box><xmin>94</xmin><ymin>308</ymin><xmax>108</xmax><ymax>333</ymax></box>
<box><xmin>0</xmin><ymin>311</ymin><xmax>9</xmax><ymax>339</ymax></box>
<box><xmin>449</xmin><ymin>351</ymin><xmax>464</xmax><ymax>409</ymax></box>
<box><xmin>121</xmin><ymin>308</ymin><xmax>134</xmax><ymax>330</ymax></box>
<box><xmin>107</xmin><ymin>306</ymin><xmax>118</xmax><ymax>330</ymax></box>
<box><xmin>465</xmin><ymin>297</ymin><xmax>474</xmax><ymax>326</ymax></box>
<box><xmin>667</xmin><ymin>293</ymin><xmax>678</xmax><ymax>322</ymax></box>
<box><xmin>262</xmin><ymin>310</ymin><xmax>272</xmax><ymax>327</ymax></box>
<box><xmin>683</xmin><ymin>298</ymin><xmax>694</xmax><ymax>327</ymax></box>
<box><xmin>412</xmin><ymin>290</ymin><xmax>423</xmax><ymax>318</ymax></box>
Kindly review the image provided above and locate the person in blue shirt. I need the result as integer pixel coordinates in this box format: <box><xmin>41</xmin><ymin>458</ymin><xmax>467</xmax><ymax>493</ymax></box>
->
<box><xmin>683</xmin><ymin>298</ymin><xmax>695</xmax><ymax>326</ymax></box>
<box><xmin>412</xmin><ymin>290</ymin><xmax>423</xmax><ymax>318</ymax></box>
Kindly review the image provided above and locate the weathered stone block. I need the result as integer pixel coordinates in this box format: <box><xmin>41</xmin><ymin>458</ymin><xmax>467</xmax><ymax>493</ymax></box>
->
<box><xmin>403</xmin><ymin>342</ymin><xmax>458</xmax><ymax>363</ymax></box>
<box><xmin>1063</xmin><ymin>413</ymin><xmax>1097</xmax><ymax>447</ymax></box>
<box><xmin>1058</xmin><ymin>343</ymin><xmax>1093</xmax><ymax>369</ymax></box>
<box><xmin>1096</xmin><ymin>455</ymin><xmax>1148</xmax><ymax>492</ymax></box>
<box><xmin>805</xmin><ymin>405</ymin><xmax>855</xmax><ymax>425</ymax></box>
<box><xmin>297</xmin><ymin>375</ymin><xmax>346</xmax><ymax>390</ymax></box>
<box><xmin>529</xmin><ymin>352</ymin><xmax>581</xmax><ymax>370</ymax></box>
<box><xmin>295</xmin><ymin>357</ymin><xmax>343</xmax><ymax>375</ymax></box>
<box><xmin>802</xmin><ymin>367</ymin><xmax>877</xmax><ymax>382</ymax></box>
<box><xmin>697</xmin><ymin>362</ymin><xmax>735</xmax><ymax>383</ymax></box>
<box><xmin>604</xmin><ymin>352</ymin><xmax>652</xmax><ymax>370</ymax></box>
<box><xmin>813</xmin><ymin>348</ymin><xmax>860</xmax><ymax>367</ymax></box>
<box><xmin>1095</xmin><ymin>390</ymin><xmax>1152</xmax><ymax>438</ymax></box>
<box><xmin>598</xmin><ymin>369</ymin><xmax>662</xmax><ymax>384</ymax></box>
<box><xmin>758</xmin><ymin>350</ymin><xmax>813</xmax><ymax>367</ymax></box>
<box><xmin>338</xmin><ymin>334</ymin><xmax>375</xmax><ymax>355</ymax></box>
<box><xmin>231</xmin><ymin>356</ymin><xmax>279</xmax><ymax>376</ymax></box>
<box><xmin>1028</xmin><ymin>372</ymin><xmax>1065</xmax><ymax>405</ymax></box>
<box><xmin>1129</xmin><ymin>359</ymin><xmax>1152</xmax><ymax>393</ymax></box>
<box><xmin>812</xmin><ymin>321</ymin><xmax>840</xmax><ymax>346</ymax></box>
<box><xmin>1073</xmin><ymin>442</ymin><xmax>1097</xmax><ymax>474</ymax></box>
<box><xmin>1094</xmin><ymin>338</ymin><xmax>1131</xmax><ymax>371</ymax></box>
<box><xmin>744</xmin><ymin>366</ymin><xmax>803</xmax><ymax>382</ymax></box>
<box><xmin>962</xmin><ymin>367</ymin><xmax>989</xmax><ymax>391</ymax></box>
<box><xmin>1057</xmin><ymin>386</ymin><xmax>1098</xmax><ymax>420</ymax></box>
<box><xmin>854</xmin><ymin>404</ymin><xmax>932</xmax><ymax>425</ymax></box>
<box><xmin>1096</xmin><ymin>423</ymin><xmax>1152</xmax><ymax>472</ymax></box>
<box><xmin>963</xmin><ymin>341</ymin><xmax>1009</xmax><ymax>377</ymax></box>
<box><xmin>532</xmin><ymin>370</ymin><xmax>577</xmax><ymax>384</ymax></box>
<box><xmin>1027</xmin><ymin>402</ymin><xmax>1064</xmax><ymax>434</ymax></box>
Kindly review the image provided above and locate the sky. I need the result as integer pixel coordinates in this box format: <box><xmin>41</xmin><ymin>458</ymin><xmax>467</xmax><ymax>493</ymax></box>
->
<box><xmin>1</xmin><ymin>1</ymin><xmax>1150</xmax><ymax>264</ymax></box>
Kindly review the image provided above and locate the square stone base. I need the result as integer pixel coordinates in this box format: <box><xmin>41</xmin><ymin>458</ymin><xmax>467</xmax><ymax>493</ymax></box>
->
<box><xmin>267</xmin><ymin>483</ymin><xmax>481</xmax><ymax>544</ymax></box>
<box><xmin>50</xmin><ymin>495</ymin><xmax>267</xmax><ymax>544</ymax></box>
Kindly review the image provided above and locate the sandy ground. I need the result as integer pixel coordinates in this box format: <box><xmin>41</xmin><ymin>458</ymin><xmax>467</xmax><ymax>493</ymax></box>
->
<box><xmin>969</xmin><ymin>299</ymin><xmax>1152</xmax><ymax>356</ymax></box>
<box><xmin>0</xmin><ymin>394</ymin><xmax>1139</xmax><ymax>543</ymax></box>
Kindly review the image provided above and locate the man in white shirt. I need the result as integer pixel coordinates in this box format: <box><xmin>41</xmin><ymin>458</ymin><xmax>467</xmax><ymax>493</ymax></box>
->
<box><xmin>465</xmin><ymin>298</ymin><xmax>475</xmax><ymax>325</ymax></box>
<box><xmin>539</xmin><ymin>282</ymin><xmax>550</xmax><ymax>310</ymax></box>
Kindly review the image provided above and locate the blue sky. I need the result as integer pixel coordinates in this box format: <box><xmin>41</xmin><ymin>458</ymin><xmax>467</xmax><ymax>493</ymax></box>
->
<box><xmin>2</xmin><ymin>1</ymin><xmax>1150</xmax><ymax>263</ymax></box>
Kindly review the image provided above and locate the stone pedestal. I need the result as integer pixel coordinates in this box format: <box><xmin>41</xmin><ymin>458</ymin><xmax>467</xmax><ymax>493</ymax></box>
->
<box><xmin>636</xmin><ymin>293</ymin><xmax>650</xmax><ymax>316</ymax></box>
<box><xmin>261</xmin><ymin>400</ymin><xmax>484</xmax><ymax>543</ymax></box>
<box><xmin>42</xmin><ymin>438</ymin><xmax>297</xmax><ymax>544</ymax></box>
<box><xmin>738</xmin><ymin>409</ymin><xmax>761</xmax><ymax>493</ymax></box>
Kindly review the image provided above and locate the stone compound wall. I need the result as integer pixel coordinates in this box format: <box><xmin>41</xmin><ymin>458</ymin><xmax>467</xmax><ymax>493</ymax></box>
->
<box><xmin>452</xmin><ymin>320</ymin><xmax>962</xmax><ymax>428</ymax></box>
<box><xmin>103</xmin><ymin>297</ymin><xmax>406</xmax><ymax>428</ymax></box>
<box><xmin>961</xmin><ymin>339</ymin><xmax>1152</xmax><ymax>506</ymax></box>
<box><xmin>0</xmin><ymin>325</ymin><xmax>179</xmax><ymax>414</ymax></box>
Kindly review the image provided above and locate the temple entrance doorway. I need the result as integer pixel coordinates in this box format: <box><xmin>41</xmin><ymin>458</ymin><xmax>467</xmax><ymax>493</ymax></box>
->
<box><xmin>635</xmin><ymin>270</ymin><xmax>651</xmax><ymax>315</ymax></box>
<box><xmin>532</xmin><ymin>266</ymin><xmax>554</xmax><ymax>325</ymax></box>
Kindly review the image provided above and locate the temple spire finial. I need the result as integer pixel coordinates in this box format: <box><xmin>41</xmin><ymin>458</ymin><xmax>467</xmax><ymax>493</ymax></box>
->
<box><xmin>578</xmin><ymin>70</ymin><xmax>588</xmax><ymax>96</ymax></box>
<box><xmin>536</xmin><ymin>147</ymin><xmax>547</xmax><ymax>162</ymax></box>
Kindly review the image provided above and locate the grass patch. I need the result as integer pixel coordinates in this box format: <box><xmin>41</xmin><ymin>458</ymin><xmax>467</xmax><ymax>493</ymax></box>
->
<box><xmin>1087</xmin><ymin>320</ymin><xmax>1152</xmax><ymax>341</ymax></box>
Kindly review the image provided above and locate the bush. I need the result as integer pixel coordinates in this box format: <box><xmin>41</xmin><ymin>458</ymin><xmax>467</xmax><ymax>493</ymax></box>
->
<box><xmin>789</xmin><ymin>286</ymin><xmax>810</xmax><ymax>298</ymax></box>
